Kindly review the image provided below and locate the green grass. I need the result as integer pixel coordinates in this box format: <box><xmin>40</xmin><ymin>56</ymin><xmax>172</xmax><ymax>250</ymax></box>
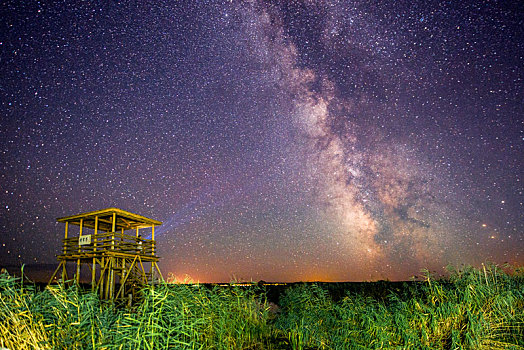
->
<box><xmin>1</xmin><ymin>264</ymin><xmax>522</xmax><ymax>349</ymax></box>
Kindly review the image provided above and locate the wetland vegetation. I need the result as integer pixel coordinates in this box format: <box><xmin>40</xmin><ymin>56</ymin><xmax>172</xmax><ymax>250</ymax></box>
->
<box><xmin>1</xmin><ymin>264</ymin><xmax>523</xmax><ymax>349</ymax></box>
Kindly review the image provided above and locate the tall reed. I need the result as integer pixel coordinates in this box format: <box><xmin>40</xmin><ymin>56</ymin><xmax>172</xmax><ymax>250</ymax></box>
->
<box><xmin>112</xmin><ymin>283</ymin><xmax>275</xmax><ymax>349</ymax></box>
<box><xmin>1</xmin><ymin>264</ymin><xmax>522</xmax><ymax>349</ymax></box>
<box><xmin>0</xmin><ymin>271</ymin><xmax>50</xmax><ymax>349</ymax></box>
<box><xmin>0</xmin><ymin>271</ymin><xmax>275</xmax><ymax>349</ymax></box>
<box><xmin>274</xmin><ymin>264</ymin><xmax>524</xmax><ymax>350</ymax></box>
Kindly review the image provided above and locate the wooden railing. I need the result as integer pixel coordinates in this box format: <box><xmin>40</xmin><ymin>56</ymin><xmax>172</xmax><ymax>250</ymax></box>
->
<box><xmin>61</xmin><ymin>232</ymin><xmax>156</xmax><ymax>257</ymax></box>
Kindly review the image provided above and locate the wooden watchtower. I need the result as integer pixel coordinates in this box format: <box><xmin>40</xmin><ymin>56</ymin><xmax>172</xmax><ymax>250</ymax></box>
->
<box><xmin>49</xmin><ymin>208</ymin><xmax>163</xmax><ymax>300</ymax></box>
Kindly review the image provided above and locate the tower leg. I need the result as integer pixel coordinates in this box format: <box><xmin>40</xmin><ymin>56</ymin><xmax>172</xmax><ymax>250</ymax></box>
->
<box><xmin>76</xmin><ymin>259</ymin><xmax>81</xmax><ymax>284</ymax></box>
<box><xmin>105</xmin><ymin>259</ymin><xmax>111</xmax><ymax>300</ymax></box>
<box><xmin>109</xmin><ymin>258</ymin><xmax>115</xmax><ymax>300</ymax></box>
<box><xmin>154</xmin><ymin>263</ymin><xmax>164</xmax><ymax>282</ymax></box>
<box><xmin>48</xmin><ymin>261</ymin><xmax>63</xmax><ymax>284</ymax></box>
<box><xmin>92</xmin><ymin>258</ymin><xmax>96</xmax><ymax>291</ymax></box>
<box><xmin>62</xmin><ymin>262</ymin><xmax>68</xmax><ymax>282</ymax></box>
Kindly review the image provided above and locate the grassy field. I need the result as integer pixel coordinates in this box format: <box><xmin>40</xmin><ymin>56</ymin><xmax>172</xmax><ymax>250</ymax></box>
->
<box><xmin>1</xmin><ymin>264</ymin><xmax>523</xmax><ymax>349</ymax></box>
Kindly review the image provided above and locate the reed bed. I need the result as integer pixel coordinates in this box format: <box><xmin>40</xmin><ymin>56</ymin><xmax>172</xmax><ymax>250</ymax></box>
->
<box><xmin>0</xmin><ymin>274</ymin><xmax>274</xmax><ymax>349</ymax></box>
<box><xmin>0</xmin><ymin>264</ymin><xmax>522</xmax><ymax>349</ymax></box>
<box><xmin>275</xmin><ymin>264</ymin><xmax>524</xmax><ymax>349</ymax></box>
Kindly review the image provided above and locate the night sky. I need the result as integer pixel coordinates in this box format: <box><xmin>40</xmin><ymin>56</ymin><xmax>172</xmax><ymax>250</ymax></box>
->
<box><xmin>1</xmin><ymin>1</ymin><xmax>522</xmax><ymax>282</ymax></box>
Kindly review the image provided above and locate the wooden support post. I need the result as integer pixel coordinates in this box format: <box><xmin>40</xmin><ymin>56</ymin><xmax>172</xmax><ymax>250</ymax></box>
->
<box><xmin>121</xmin><ymin>258</ymin><xmax>126</xmax><ymax>296</ymax></box>
<box><xmin>150</xmin><ymin>261</ymin><xmax>154</xmax><ymax>282</ymax></box>
<box><xmin>92</xmin><ymin>216</ymin><xmax>98</xmax><ymax>291</ymax></box>
<box><xmin>154</xmin><ymin>262</ymin><xmax>164</xmax><ymax>282</ymax></box>
<box><xmin>48</xmin><ymin>261</ymin><xmax>63</xmax><ymax>284</ymax></box>
<box><xmin>76</xmin><ymin>219</ymin><xmax>83</xmax><ymax>284</ymax></box>
<box><xmin>109</xmin><ymin>258</ymin><xmax>115</xmax><ymax>300</ymax></box>
<box><xmin>116</xmin><ymin>256</ymin><xmax>138</xmax><ymax>299</ymax></box>
<box><xmin>105</xmin><ymin>258</ymin><xmax>111</xmax><ymax>300</ymax></box>
<box><xmin>62</xmin><ymin>261</ymin><xmax>67</xmax><ymax>282</ymax></box>
<box><xmin>76</xmin><ymin>261</ymin><xmax>80</xmax><ymax>284</ymax></box>
<box><xmin>138</xmin><ymin>256</ymin><xmax>148</xmax><ymax>284</ymax></box>
<box><xmin>120</xmin><ymin>228</ymin><xmax>124</xmax><ymax>251</ymax></box>
<box><xmin>111</xmin><ymin>213</ymin><xmax>116</xmax><ymax>250</ymax></box>
<box><xmin>98</xmin><ymin>257</ymin><xmax>106</xmax><ymax>299</ymax></box>
<box><xmin>152</xmin><ymin>225</ymin><xmax>155</xmax><ymax>256</ymax></box>
<box><xmin>104</xmin><ymin>261</ymin><xmax>108</xmax><ymax>300</ymax></box>
<box><xmin>64</xmin><ymin>222</ymin><xmax>68</xmax><ymax>255</ymax></box>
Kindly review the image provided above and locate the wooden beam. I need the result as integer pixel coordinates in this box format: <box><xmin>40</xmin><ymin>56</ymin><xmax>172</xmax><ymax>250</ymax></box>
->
<box><xmin>61</xmin><ymin>262</ymin><xmax>67</xmax><ymax>282</ymax></box>
<box><xmin>77</xmin><ymin>219</ymin><xmax>83</xmax><ymax>284</ymax></box>
<box><xmin>152</xmin><ymin>225</ymin><xmax>155</xmax><ymax>256</ymax></box>
<box><xmin>115</xmin><ymin>256</ymin><xmax>138</xmax><ymax>299</ymax></box>
<box><xmin>138</xmin><ymin>256</ymin><xmax>148</xmax><ymax>284</ymax></box>
<box><xmin>109</xmin><ymin>258</ymin><xmax>114</xmax><ymax>300</ymax></box>
<box><xmin>48</xmin><ymin>261</ymin><xmax>63</xmax><ymax>284</ymax></box>
<box><xmin>92</xmin><ymin>216</ymin><xmax>98</xmax><ymax>291</ymax></box>
<box><xmin>154</xmin><ymin>262</ymin><xmax>164</xmax><ymax>282</ymax></box>
<box><xmin>120</xmin><ymin>217</ymin><xmax>132</xmax><ymax>227</ymax></box>
<box><xmin>97</xmin><ymin>257</ymin><xmax>107</xmax><ymax>298</ymax></box>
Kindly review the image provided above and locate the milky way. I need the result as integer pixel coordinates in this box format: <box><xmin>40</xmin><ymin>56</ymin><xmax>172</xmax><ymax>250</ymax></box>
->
<box><xmin>1</xmin><ymin>1</ymin><xmax>522</xmax><ymax>282</ymax></box>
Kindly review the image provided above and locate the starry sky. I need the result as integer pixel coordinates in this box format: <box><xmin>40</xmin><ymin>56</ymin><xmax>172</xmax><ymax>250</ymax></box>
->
<box><xmin>1</xmin><ymin>0</ymin><xmax>523</xmax><ymax>282</ymax></box>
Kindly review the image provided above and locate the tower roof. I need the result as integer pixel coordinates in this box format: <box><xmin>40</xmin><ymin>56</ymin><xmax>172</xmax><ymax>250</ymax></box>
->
<box><xmin>56</xmin><ymin>207</ymin><xmax>162</xmax><ymax>231</ymax></box>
